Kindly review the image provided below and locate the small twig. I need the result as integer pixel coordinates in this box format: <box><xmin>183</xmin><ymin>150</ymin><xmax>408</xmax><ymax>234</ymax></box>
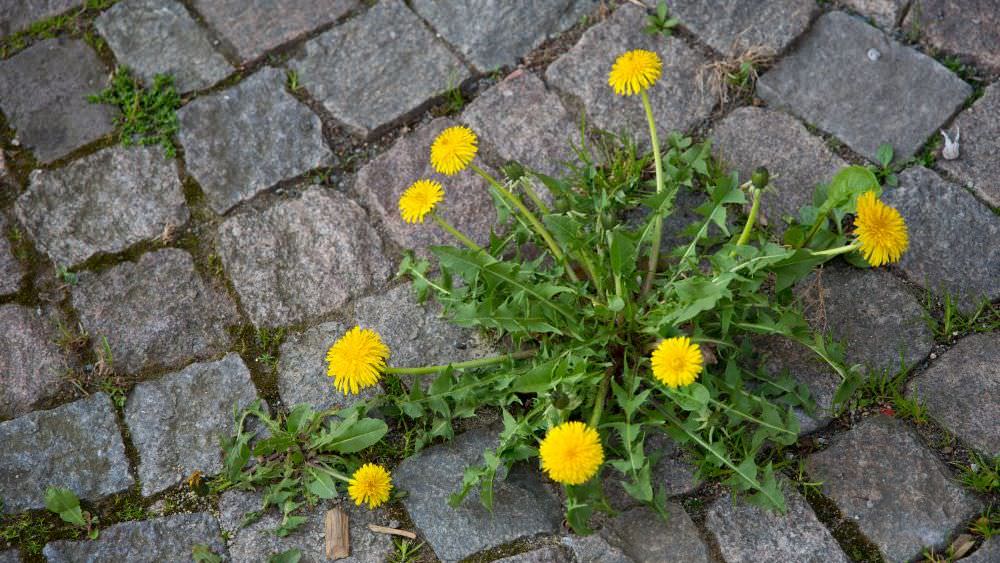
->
<box><xmin>367</xmin><ymin>524</ymin><xmax>417</xmax><ymax>539</ymax></box>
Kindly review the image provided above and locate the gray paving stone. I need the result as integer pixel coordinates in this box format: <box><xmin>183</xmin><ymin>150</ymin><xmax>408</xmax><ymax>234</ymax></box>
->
<box><xmin>15</xmin><ymin>145</ymin><xmax>188</xmax><ymax>267</ymax></box>
<box><xmin>277</xmin><ymin>284</ymin><xmax>486</xmax><ymax>410</ymax></box>
<box><xmin>562</xmin><ymin>534</ymin><xmax>632</xmax><ymax>563</ymax></box>
<box><xmin>217</xmin><ymin>186</ymin><xmax>391</xmax><ymax>327</ymax></box>
<box><xmin>95</xmin><ymin>0</ymin><xmax>233</xmax><ymax>93</ymax></box>
<box><xmin>964</xmin><ymin>538</ymin><xmax>1000</xmax><ymax>563</ymax></box>
<box><xmin>807</xmin><ymin>415</ymin><xmax>982</xmax><ymax>561</ymax></box>
<box><xmin>462</xmin><ymin>71</ymin><xmax>579</xmax><ymax>177</ymax></box>
<box><xmin>0</xmin><ymin>392</ymin><xmax>133</xmax><ymax>513</ymax></box>
<box><xmin>411</xmin><ymin>0</ymin><xmax>596</xmax><ymax>72</ymax></box>
<box><xmin>218</xmin><ymin>490</ymin><xmax>393</xmax><ymax>563</ymax></box>
<box><xmin>290</xmin><ymin>0</ymin><xmax>469</xmax><ymax>137</ymax></box>
<box><xmin>0</xmin><ymin>0</ymin><xmax>77</xmax><ymax>38</ymax></box>
<box><xmin>938</xmin><ymin>82</ymin><xmax>1000</xmax><ymax>208</ymax></box>
<box><xmin>191</xmin><ymin>0</ymin><xmax>357</xmax><ymax>63</ymax></box>
<box><xmin>178</xmin><ymin>67</ymin><xmax>331</xmax><ymax>214</ymax></box>
<box><xmin>905</xmin><ymin>0</ymin><xmax>1000</xmax><ymax>74</ymax></box>
<box><xmin>0</xmin><ymin>216</ymin><xmax>25</xmax><ymax>296</ymax></box>
<box><xmin>0</xmin><ymin>304</ymin><xmax>67</xmax><ymax>420</ymax></box>
<box><xmin>758</xmin><ymin>11</ymin><xmax>972</xmax><ymax>162</ymax></box>
<box><xmin>72</xmin><ymin>248</ymin><xmax>239</xmax><ymax>375</ymax></box>
<box><xmin>395</xmin><ymin>427</ymin><xmax>562</xmax><ymax>562</ymax></box>
<box><xmin>125</xmin><ymin>354</ymin><xmax>258</xmax><ymax>496</ymax></box>
<box><xmin>0</xmin><ymin>550</ymin><xmax>18</xmax><ymax>563</ymax></box>
<box><xmin>355</xmin><ymin>117</ymin><xmax>497</xmax><ymax>259</ymax></box>
<box><xmin>798</xmin><ymin>262</ymin><xmax>935</xmax><ymax>372</ymax></box>
<box><xmin>43</xmin><ymin>512</ymin><xmax>226</xmax><ymax>562</ymax></box>
<box><xmin>602</xmin><ymin>505</ymin><xmax>709</xmax><ymax>563</ymax></box>
<box><xmin>883</xmin><ymin>167</ymin><xmax>1000</xmax><ymax>312</ymax></box>
<box><xmin>0</xmin><ymin>38</ymin><xmax>116</xmax><ymax>163</ymax></box>
<box><xmin>706</xmin><ymin>484</ymin><xmax>848</xmax><ymax>563</ymax></box>
<box><xmin>546</xmin><ymin>5</ymin><xmax>714</xmax><ymax>142</ymax></box>
<box><xmin>755</xmin><ymin>335</ymin><xmax>840</xmax><ymax>435</ymax></box>
<box><xmin>840</xmin><ymin>0</ymin><xmax>909</xmax><ymax>28</ymax></box>
<box><xmin>665</xmin><ymin>0</ymin><xmax>816</xmax><ymax>56</ymax></box>
<box><xmin>604</xmin><ymin>431</ymin><xmax>699</xmax><ymax>509</ymax></box>
<box><xmin>495</xmin><ymin>546</ymin><xmax>572</xmax><ymax>563</ymax></box>
<box><xmin>908</xmin><ymin>333</ymin><xmax>1000</xmax><ymax>456</ymax></box>
<box><xmin>710</xmin><ymin>106</ymin><xmax>848</xmax><ymax>234</ymax></box>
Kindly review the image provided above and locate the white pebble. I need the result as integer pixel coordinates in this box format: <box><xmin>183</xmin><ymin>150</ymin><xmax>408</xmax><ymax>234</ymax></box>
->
<box><xmin>867</xmin><ymin>48</ymin><xmax>881</xmax><ymax>61</ymax></box>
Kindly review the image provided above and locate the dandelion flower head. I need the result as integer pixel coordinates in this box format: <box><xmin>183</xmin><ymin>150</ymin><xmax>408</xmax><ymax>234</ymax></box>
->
<box><xmin>326</xmin><ymin>326</ymin><xmax>389</xmax><ymax>395</ymax></box>
<box><xmin>651</xmin><ymin>336</ymin><xmax>703</xmax><ymax>389</ymax></box>
<box><xmin>539</xmin><ymin>421</ymin><xmax>604</xmax><ymax>485</ymax></box>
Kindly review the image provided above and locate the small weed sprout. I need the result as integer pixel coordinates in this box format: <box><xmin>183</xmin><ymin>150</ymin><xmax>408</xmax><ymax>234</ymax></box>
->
<box><xmin>392</xmin><ymin>538</ymin><xmax>425</xmax><ymax>563</ymax></box>
<box><xmin>44</xmin><ymin>487</ymin><xmax>99</xmax><ymax>540</ymax></box>
<box><xmin>958</xmin><ymin>454</ymin><xmax>1000</xmax><ymax>494</ymax></box>
<box><xmin>644</xmin><ymin>1</ymin><xmax>679</xmax><ymax>37</ymax></box>
<box><xmin>88</xmin><ymin>67</ymin><xmax>181</xmax><ymax>158</ymax></box>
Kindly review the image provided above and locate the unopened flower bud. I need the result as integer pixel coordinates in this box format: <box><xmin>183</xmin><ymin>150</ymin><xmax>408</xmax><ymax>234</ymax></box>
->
<box><xmin>751</xmin><ymin>166</ymin><xmax>770</xmax><ymax>190</ymax></box>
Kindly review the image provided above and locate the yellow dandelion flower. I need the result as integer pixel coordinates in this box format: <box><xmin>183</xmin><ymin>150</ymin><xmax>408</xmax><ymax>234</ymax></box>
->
<box><xmin>430</xmin><ymin>125</ymin><xmax>478</xmax><ymax>175</ymax></box>
<box><xmin>608</xmin><ymin>49</ymin><xmax>663</xmax><ymax>96</ymax></box>
<box><xmin>348</xmin><ymin>463</ymin><xmax>392</xmax><ymax>509</ymax></box>
<box><xmin>399</xmin><ymin>179</ymin><xmax>444</xmax><ymax>224</ymax></box>
<box><xmin>651</xmin><ymin>336</ymin><xmax>703</xmax><ymax>389</ymax></box>
<box><xmin>854</xmin><ymin>191</ymin><xmax>909</xmax><ymax>267</ymax></box>
<box><xmin>539</xmin><ymin>421</ymin><xmax>604</xmax><ymax>485</ymax></box>
<box><xmin>326</xmin><ymin>326</ymin><xmax>389</xmax><ymax>395</ymax></box>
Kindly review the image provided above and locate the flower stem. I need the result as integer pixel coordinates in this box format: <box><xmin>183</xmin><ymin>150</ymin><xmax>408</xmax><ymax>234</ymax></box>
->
<box><xmin>640</xmin><ymin>90</ymin><xmax>665</xmax><ymax>297</ymax></box>
<box><xmin>588</xmin><ymin>366</ymin><xmax>614</xmax><ymax>428</ymax></box>
<box><xmin>734</xmin><ymin>187</ymin><xmax>762</xmax><ymax>249</ymax></box>
<box><xmin>519</xmin><ymin>177</ymin><xmax>551</xmax><ymax>214</ymax></box>
<box><xmin>384</xmin><ymin>348</ymin><xmax>536</xmax><ymax>375</ymax></box>
<box><xmin>808</xmin><ymin>241</ymin><xmax>860</xmax><ymax>258</ymax></box>
<box><xmin>430</xmin><ymin>212</ymin><xmax>483</xmax><ymax>253</ymax></box>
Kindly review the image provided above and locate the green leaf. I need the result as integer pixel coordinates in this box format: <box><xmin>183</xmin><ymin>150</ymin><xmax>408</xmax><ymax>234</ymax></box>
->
<box><xmin>44</xmin><ymin>487</ymin><xmax>80</xmax><ymax>515</ymax></box>
<box><xmin>824</xmin><ymin>165</ymin><xmax>880</xmax><ymax>212</ymax></box>
<box><xmin>876</xmin><ymin>143</ymin><xmax>893</xmax><ymax>167</ymax></box>
<box><xmin>192</xmin><ymin>545</ymin><xmax>223</xmax><ymax>563</ymax></box>
<box><xmin>608</xmin><ymin>229</ymin><xmax>637</xmax><ymax>279</ymax></box>
<box><xmin>322</xmin><ymin>418</ymin><xmax>388</xmax><ymax>453</ymax></box>
<box><xmin>268</xmin><ymin>548</ymin><xmax>303</xmax><ymax>563</ymax></box>
<box><xmin>771</xmin><ymin>249</ymin><xmax>829</xmax><ymax>292</ymax></box>
<box><xmin>513</xmin><ymin>359</ymin><xmax>560</xmax><ymax>393</ymax></box>
<box><xmin>285</xmin><ymin>404</ymin><xmax>314</xmax><ymax>434</ymax></box>
<box><xmin>305</xmin><ymin>467</ymin><xmax>339</xmax><ymax>499</ymax></box>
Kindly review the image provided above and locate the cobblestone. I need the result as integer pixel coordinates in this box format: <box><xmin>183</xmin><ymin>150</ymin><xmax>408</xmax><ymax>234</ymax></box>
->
<box><xmin>178</xmin><ymin>67</ymin><xmax>331</xmax><ymax>213</ymax></box>
<box><xmin>0</xmin><ymin>393</ymin><xmax>133</xmax><ymax>513</ymax></box>
<box><xmin>0</xmin><ymin>304</ymin><xmax>67</xmax><ymax>420</ymax></box>
<box><xmin>665</xmin><ymin>0</ymin><xmax>815</xmax><ymax>56</ymax></box>
<box><xmin>95</xmin><ymin>0</ymin><xmax>233</xmax><ymax>93</ymax></box>
<box><xmin>125</xmin><ymin>354</ymin><xmax>258</xmax><ymax>496</ymax></box>
<box><xmin>841</xmin><ymin>0</ymin><xmax>909</xmax><ymax>28</ymax></box>
<box><xmin>495</xmin><ymin>546</ymin><xmax>571</xmax><ymax>563</ymax></box>
<box><xmin>0</xmin><ymin>216</ymin><xmax>24</xmax><ymax>296</ymax></box>
<box><xmin>43</xmin><ymin>513</ymin><xmax>226</xmax><ymax>562</ymax></box>
<box><xmin>758</xmin><ymin>11</ymin><xmax>971</xmax><ymax>162</ymax></box>
<box><xmin>908</xmin><ymin>333</ymin><xmax>1000</xmax><ymax>456</ymax></box>
<box><xmin>938</xmin><ymin>82</ymin><xmax>1000</xmax><ymax>207</ymax></box>
<box><xmin>0</xmin><ymin>38</ymin><xmax>116</xmax><ymax>163</ymax></box>
<box><xmin>905</xmin><ymin>0</ymin><xmax>1000</xmax><ymax>74</ymax></box>
<box><xmin>71</xmin><ymin>248</ymin><xmax>239</xmax><ymax>375</ymax></box>
<box><xmin>807</xmin><ymin>415</ymin><xmax>982</xmax><ymax>561</ymax></box>
<box><xmin>603</xmin><ymin>505</ymin><xmax>709</xmax><ymax>563</ymax></box>
<box><xmin>1</xmin><ymin>0</ymin><xmax>78</xmax><ymax>39</ymax></box>
<box><xmin>546</xmin><ymin>5</ymin><xmax>714</xmax><ymax>142</ymax></box>
<box><xmin>16</xmin><ymin>145</ymin><xmax>188</xmax><ymax>267</ymax></box>
<box><xmin>290</xmin><ymin>0</ymin><xmax>469</xmax><ymax>137</ymax></box>
<box><xmin>217</xmin><ymin>186</ymin><xmax>391</xmax><ymax>327</ymax></box>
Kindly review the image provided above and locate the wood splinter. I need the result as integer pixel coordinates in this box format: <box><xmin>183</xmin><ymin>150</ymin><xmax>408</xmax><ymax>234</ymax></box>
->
<box><xmin>367</xmin><ymin>524</ymin><xmax>417</xmax><ymax>539</ymax></box>
<box><xmin>325</xmin><ymin>508</ymin><xmax>350</xmax><ymax>560</ymax></box>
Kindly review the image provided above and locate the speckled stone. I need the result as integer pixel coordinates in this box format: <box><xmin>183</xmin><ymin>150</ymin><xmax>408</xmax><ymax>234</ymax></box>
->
<box><xmin>603</xmin><ymin>505</ymin><xmax>709</xmax><ymax>563</ymax></box>
<box><xmin>43</xmin><ymin>513</ymin><xmax>226</xmax><ymax>562</ymax></box>
<box><xmin>841</xmin><ymin>0</ymin><xmax>909</xmax><ymax>28</ymax></box>
<box><xmin>665</xmin><ymin>0</ymin><xmax>816</xmax><ymax>56</ymax></box>
<box><xmin>797</xmin><ymin>262</ymin><xmax>935</xmax><ymax>371</ymax></box>
<box><xmin>0</xmin><ymin>304</ymin><xmax>67</xmax><ymax>420</ymax></box>
<box><xmin>0</xmin><ymin>549</ymin><xmax>18</xmax><ymax>563</ymax></box>
<box><xmin>71</xmin><ymin>248</ymin><xmax>239</xmax><ymax>375</ymax></box>
<box><xmin>290</xmin><ymin>0</ymin><xmax>469</xmax><ymax>137</ymax></box>
<box><xmin>964</xmin><ymin>538</ymin><xmax>1000</xmax><ymax>563</ymax></box>
<box><xmin>546</xmin><ymin>5</ymin><xmax>714</xmax><ymax>141</ymax></box>
<box><xmin>1</xmin><ymin>1</ymin><xmax>76</xmax><ymax>37</ymax></box>
<box><xmin>561</xmin><ymin>534</ymin><xmax>631</xmax><ymax>563</ymax></box>
<box><xmin>710</xmin><ymin>106</ymin><xmax>847</xmax><ymax>234</ymax></box>
<box><xmin>706</xmin><ymin>484</ymin><xmax>848</xmax><ymax>563</ymax></box>
<box><xmin>178</xmin><ymin>67</ymin><xmax>331</xmax><ymax>213</ymax></box>
<box><xmin>908</xmin><ymin>333</ymin><xmax>1000</xmax><ymax>456</ymax></box>
<box><xmin>494</xmin><ymin>546</ymin><xmax>572</xmax><ymax>563</ymax></box>
<box><xmin>905</xmin><ymin>0</ymin><xmax>1000</xmax><ymax>74</ymax></box>
<box><xmin>95</xmin><ymin>0</ymin><xmax>233</xmax><ymax>93</ymax></box>
<box><xmin>218</xmin><ymin>490</ymin><xmax>393</xmax><ymax>562</ymax></box>
<box><xmin>410</xmin><ymin>0</ymin><xmax>597</xmax><ymax>72</ymax></box>
<box><xmin>462</xmin><ymin>71</ymin><xmax>579</xmax><ymax>177</ymax></box>
<box><xmin>355</xmin><ymin>117</ymin><xmax>497</xmax><ymax>259</ymax></box>
<box><xmin>216</xmin><ymin>186</ymin><xmax>391</xmax><ymax>327</ymax></box>
<box><xmin>0</xmin><ymin>216</ymin><xmax>25</xmax><ymax>296</ymax></box>
<box><xmin>758</xmin><ymin>11</ymin><xmax>971</xmax><ymax>162</ymax></box>
<box><xmin>0</xmin><ymin>393</ymin><xmax>133</xmax><ymax>513</ymax></box>
<box><xmin>0</xmin><ymin>38</ymin><xmax>116</xmax><ymax>163</ymax></box>
<box><xmin>938</xmin><ymin>82</ymin><xmax>1000</xmax><ymax>207</ymax></box>
<box><xmin>277</xmin><ymin>284</ymin><xmax>486</xmax><ymax>410</ymax></box>
<box><xmin>883</xmin><ymin>167</ymin><xmax>1000</xmax><ymax>312</ymax></box>
<box><xmin>125</xmin><ymin>354</ymin><xmax>258</xmax><ymax>496</ymax></box>
<box><xmin>807</xmin><ymin>415</ymin><xmax>982</xmax><ymax>561</ymax></box>
<box><xmin>190</xmin><ymin>0</ymin><xmax>358</xmax><ymax>63</ymax></box>
<box><xmin>15</xmin><ymin>145</ymin><xmax>188</xmax><ymax>267</ymax></box>
<box><xmin>395</xmin><ymin>427</ymin><xmax>562</xmax><ymax>562</ymax></box>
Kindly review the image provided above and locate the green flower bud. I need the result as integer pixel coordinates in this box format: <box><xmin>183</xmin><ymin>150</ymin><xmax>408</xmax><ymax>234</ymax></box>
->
<box><xmin>751</xmin><ymin>166</ymin><xmax>770</xmax><ymax>189</ymax></box>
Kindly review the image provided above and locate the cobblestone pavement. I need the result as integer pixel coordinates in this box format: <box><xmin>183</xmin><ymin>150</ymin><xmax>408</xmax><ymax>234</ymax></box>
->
<box><xmin>1</xmin><ymin>1</ymin><xmax>999</xmax><ymax>561</ymax></box>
